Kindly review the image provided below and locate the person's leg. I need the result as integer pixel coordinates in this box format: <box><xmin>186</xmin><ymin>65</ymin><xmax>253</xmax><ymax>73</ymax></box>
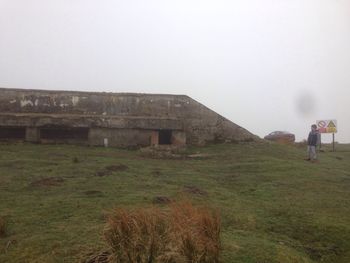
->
<box><xmin>306</xmin><ymin>146</ymin><xmax>311</xmax><ymax>160</ymax></box>
<box><xmin>311</xmin><ymin>146</ymin><xmax>317</xmax><ymax>161</ymax></box>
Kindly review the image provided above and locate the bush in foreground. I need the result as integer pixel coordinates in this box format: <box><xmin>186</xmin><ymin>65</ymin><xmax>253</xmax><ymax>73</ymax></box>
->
<box><xmin>102</xmin><ymin>201</ymin><xmax>221</xmax><ymax>263</ymax></box>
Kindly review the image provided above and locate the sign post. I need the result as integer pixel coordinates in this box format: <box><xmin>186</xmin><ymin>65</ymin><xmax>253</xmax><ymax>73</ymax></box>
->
<box><xmin>316</xmin><ymin>120</ymin><xmax>337</xmax><ymax>152</ymax></box>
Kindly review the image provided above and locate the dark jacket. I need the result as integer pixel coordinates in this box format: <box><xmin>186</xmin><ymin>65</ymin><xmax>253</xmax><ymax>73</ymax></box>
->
<box><xmin>308</xmin><ymin>131</ymin><xmax>318</xmax><ymax>146</ymax></box>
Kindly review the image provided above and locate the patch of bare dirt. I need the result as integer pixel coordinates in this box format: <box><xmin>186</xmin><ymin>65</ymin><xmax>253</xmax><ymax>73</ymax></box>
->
<box><xmin>84</xmin><ymin>190</ymin><xmax>103</xmax><ymax>196</ymax></box>
<box><xmin>95</xmin><ymin>164</ymin><xmax>129</xmax><ymax>177</ymax></box>
<box><xmin>95</xmin><ymin>170</ymin><xmax>110</xmax><ymax>177</ymax></box>
<box><xmin>140</xmin><ymin>146</ymin><xmax>185</xmax><ymax>159</ymax></box>
<box><xmin>47</xmin><ymin>153</ymin><xmax>69</xmax><ymax>158</ymax></box>
<box><xmin>140</xmin><ymin>146</ymin><xmax>212</xmax><ymax>160</ymax></box>
<box><xmin>30</xmin><ymin>177</ymin><xmax>64</xmax><ymax>187</ymax></box>
<box><xmin>183</xmin><ymin>185</ymin><xmax>208</xmax><ymax>196</ymax></box>
<box><xmin>152</xmin><ymin>196</ymin><xmax>172</xmax><ymax>204</ymax></box>
<box><xmin>0</xmin><ymin>216</ymin><xmax>7</xmax><ymax>237</ymax></box>
<box><xmin>186</xmin><ymin>153</ymin><xmax>211</xmax><ymax>159</ymax></box>
<box><xmin>152</xmin><ymin>169</ymin><xmax>162</xmax><ymax>177</ymax></box>
<box><xmin>105</xmin><ymin>165</ymin><xmax>128</xmax><ymax>172</ymax></box>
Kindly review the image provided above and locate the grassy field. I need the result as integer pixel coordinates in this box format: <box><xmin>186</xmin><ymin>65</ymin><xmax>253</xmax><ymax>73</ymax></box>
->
<box><xmin>0</xmin><ymin>141</ymin><xmax>350</xmax><ymax>263</ymax></box>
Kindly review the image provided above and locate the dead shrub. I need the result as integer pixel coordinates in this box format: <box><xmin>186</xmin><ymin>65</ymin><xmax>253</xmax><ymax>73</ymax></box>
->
<box><xmin>104</xmin><ymin>207</ymin><xmax>170</xmax><ymax>262</ymax></box>
<box><xmin>102</xmin><ymin>201</ymin><xmax>221</xmax><ymax>263</ymax></box>
<box><xmin>169</xmin><ymin>201</ymin><xmax>221</xmax><ymax>263</ymax></box>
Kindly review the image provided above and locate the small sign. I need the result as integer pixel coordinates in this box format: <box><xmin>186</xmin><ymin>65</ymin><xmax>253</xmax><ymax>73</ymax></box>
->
<box><xmin>316</xmin><ymin>120</ymin><xmax>337</xmax><ymax>133</ymax></box>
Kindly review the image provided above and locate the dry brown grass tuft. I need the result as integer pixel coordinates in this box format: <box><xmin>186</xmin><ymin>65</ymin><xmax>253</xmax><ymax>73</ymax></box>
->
<box><xmin>170</xmin><ymin>201</ymin><xmax>221</xmax><ymax>263</ymax></box>
<box><xmin>102</xmin><ymin>201</ymin><xmax>221</xmax><ymax>263</ymax></box>
<box><xmin>104</xmin><ymin>207</ymin><xmax>170</xmax><ymax>262</ymax></box>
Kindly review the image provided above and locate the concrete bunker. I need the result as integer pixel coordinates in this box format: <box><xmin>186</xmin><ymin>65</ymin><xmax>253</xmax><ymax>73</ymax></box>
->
<box><xmin>0</xmin><ymin>88</ymin><xmax>257</xmax><ymax>147</ymax></box>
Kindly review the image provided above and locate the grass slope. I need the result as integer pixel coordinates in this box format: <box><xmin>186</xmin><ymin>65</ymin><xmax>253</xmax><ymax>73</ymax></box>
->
<box><xmin>0</xmin><ymin>142</ymin><xmax>349</xmax><ymax>262</ymax></box>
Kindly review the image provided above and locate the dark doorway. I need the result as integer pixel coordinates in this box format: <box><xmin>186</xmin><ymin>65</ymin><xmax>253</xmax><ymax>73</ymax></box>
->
<box><xmin>158</xmin><ymin>130</ymin><xmax>172</xmax><ymax>145</ymax></box>
<box><xmin>0</xmin><ymin>127</ymin><xmax>26</xmax><ymax>140</ymax></box>
<box><xmin>40</xmin><ymin>127</ymin><xmax>89</xmax><ymax>142</ymax></box>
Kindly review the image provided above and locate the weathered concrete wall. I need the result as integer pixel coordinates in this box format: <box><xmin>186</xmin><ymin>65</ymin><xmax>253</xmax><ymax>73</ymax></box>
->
<box><xmin>171</xmin><ymin>131</ymin><xmax>187</xmax><ymax>146</ymax></box>
<box><xmin>0</xmin><ymin>88</ymin><xmax>258</xmax><ymax>146</ymax></box>
<box><xmin>0</xmin><ymin>88</ymin><xmax>191</xmax><ymax>117</ymax></box>
<box><xmin>0</xmin><ymin>113</ymin><xmax>182</xmax><ymax>130</ymax></box>
<box><xmin>89</xmin><ymin>128</ymin><xmax>153</xmax><ymax>147</ymax></box>
<box><xmin>89</xmin><ymin>128</ymin><xmax>186</xmax><ymax>147</ymax></box>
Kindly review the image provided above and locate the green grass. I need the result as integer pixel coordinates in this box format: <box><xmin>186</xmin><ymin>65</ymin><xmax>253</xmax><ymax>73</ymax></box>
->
<box><xmin>0</xmin><ymin>141</ymin><xmax>350</xmax><ymax>262</ymax></box>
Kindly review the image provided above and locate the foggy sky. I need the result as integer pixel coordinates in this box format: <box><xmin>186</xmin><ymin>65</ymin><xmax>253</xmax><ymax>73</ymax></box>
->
<box><xmin>1</xmin><ymin>0</ymin><xmax>349</xmax><ymax>142</ymax></box>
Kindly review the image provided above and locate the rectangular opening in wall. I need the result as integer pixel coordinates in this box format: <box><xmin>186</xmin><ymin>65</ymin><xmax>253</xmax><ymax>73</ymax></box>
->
<box><xmin>0</xmin><ymin>127</ymin><xmax>26</xmax><ymax>140</ymax></box>
<box><xmin>40</xmin><ymin>127</ymin><xmax>89</xmax><ymax>143</ymax></box>
<box><xmin>158</xmin><ymin>130</ymin><xmax>172</xmax><ymax>145</ymax></box>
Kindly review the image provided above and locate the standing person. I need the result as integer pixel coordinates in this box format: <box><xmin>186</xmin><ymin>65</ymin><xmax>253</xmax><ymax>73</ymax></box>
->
<box><xmin>316</xmin><ymin>128</ymin><xmax>322</xmax><ymax>151</ymax></box>
<box><xmin>306</xmin><ymin>124</ymin><xmax>318</xmax><ymax>162</ymax></box>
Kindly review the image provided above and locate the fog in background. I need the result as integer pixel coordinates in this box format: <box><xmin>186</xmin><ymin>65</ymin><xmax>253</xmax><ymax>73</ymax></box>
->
<box><xmin>1</xmin><ymin>0</ymin><xmax>349</xmax><ymax>142</ymax></box>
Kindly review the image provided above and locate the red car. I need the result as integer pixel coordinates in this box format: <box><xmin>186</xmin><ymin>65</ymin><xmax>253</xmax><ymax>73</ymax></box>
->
<box><xmin>264</xmin><ymin>131</ymin><xmax>295</xmax><ymax>144</ymax></box>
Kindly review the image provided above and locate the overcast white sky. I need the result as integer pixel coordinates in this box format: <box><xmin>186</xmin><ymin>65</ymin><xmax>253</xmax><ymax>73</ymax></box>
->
<box><xmin>1</xmin><ymin>0</ymin><xmax>349</xmax><ymax>142</ymax></box>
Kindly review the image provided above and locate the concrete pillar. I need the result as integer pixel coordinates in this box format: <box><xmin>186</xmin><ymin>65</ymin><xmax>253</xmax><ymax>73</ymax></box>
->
<box><xmin>25</xmin><ymin>127</ymin><xmax>39</xmax><ymax>143</ymax></box>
